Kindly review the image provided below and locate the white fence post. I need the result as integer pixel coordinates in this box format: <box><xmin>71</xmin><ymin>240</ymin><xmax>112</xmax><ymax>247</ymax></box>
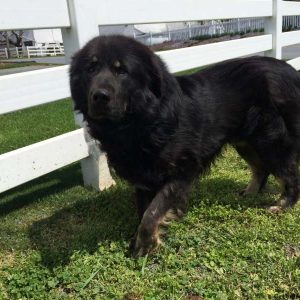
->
<box><xmin>188</xmin><ymin>22</ymin><xmax>192</xmax><ymax>38</ymax></box>
<box><xmin>4</xmin><ymin>48</ymin><xmax>8</xmax><ymax>59</ymax></box>
<box><xmin>168</xmin><ymin>27</ymin><xmax>171</xmax><ymax>41</ymax></box>
<box><xmin>265</xmin><ymin>0</ymin><xmax>282</xmax><ymax>59</ymax></box>
<box><xmin>26</xmin><ymin>46</ymin><xmax>30</xmax><ymax>58</ymax></box>
<box><xmin>61</xmin><ymin>0</ymin><xmax>115</xmax><ymax>191</ymax></box>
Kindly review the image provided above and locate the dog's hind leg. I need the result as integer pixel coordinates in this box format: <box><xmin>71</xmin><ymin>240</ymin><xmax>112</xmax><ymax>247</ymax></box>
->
<box><xmin>234</xmin><ymin>143</ymin><xmax>269</xmax><ymax>195</ymax></box>
<box><xmin>241</xmin><ymin>166</ymin><xmax>269</xmax><ymax>196</ymax></box>
<box><xmin>268</xmin><ymin>161</ymin><xmax>300</xmax><ymax>213</ymax></box>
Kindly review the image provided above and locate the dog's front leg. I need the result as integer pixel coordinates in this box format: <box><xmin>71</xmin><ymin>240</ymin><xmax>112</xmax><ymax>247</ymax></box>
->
<box><xmin>131</xmin><ymin>180</ymin><xmax>190</xmax><ymax>257</ymax></box>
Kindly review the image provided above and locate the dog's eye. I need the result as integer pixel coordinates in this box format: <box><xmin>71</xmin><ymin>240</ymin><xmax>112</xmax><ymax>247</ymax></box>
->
<box><xmin>113</xmin><ymin>64</ymin><xmax>127</xmax><ymax>76</ymax></box>
<box><xmin>115</xmin><ymin>67</ymin><xmax>127</xmax><ymax>76</ymax></box>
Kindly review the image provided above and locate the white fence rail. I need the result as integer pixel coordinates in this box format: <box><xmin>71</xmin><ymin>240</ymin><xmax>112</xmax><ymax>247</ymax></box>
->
<box><xmin>0</xmin><ymin>66</ymin><xmax>69</xmax><ymax>114</ymax></box>
<box><xmin>0</xmin><ymin>129</ymin><xmax>89</xmax><ymax>193</ymax></box>
<box><xmin>0</xmin><ymin>0</ymin><xmax>70</xmax><ymax>30</ymax></box>
<box><xmin>0</xmin><ymin>47</ymin><xmax>25</xmax><ymax>59</ymax></box>
<box><xmin>26</xmin><ymin>45</ymin><xmax>64</xmax><ymax>58</ymax></box>
<box><xmin>0</xmin><ymin>45</ymin><xmax>64</xmax><ymax>59</ymax></box>
<box><xmin>158</xmin><ymin>35</ymin><xmax>272</xmax><ymax>73</ymax></box>
<box><xmin>282</xmin><ymin>29</ymin><xmax>300</xmax><ymax>47</ymax></box>
<box><xmin>0</xmin><ymin>0</ymin><xmax>300</xmax><ymax>194</ymax></box>
<box><xmin>283</xmin><ymin>1</ymin><xmax>300</xmax><ymax>16</ymax></box>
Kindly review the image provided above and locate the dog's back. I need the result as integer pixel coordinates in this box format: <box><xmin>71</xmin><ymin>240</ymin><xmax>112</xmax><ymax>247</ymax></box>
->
<box><xmin>176</xmin><ymin>56</ymin><xmax>300</xmax><ymax>141</ymax></box>
<box><xmin>175</xmin><ymin>56</ymin><xmax>300</xmax><ymax>210</ymax></box>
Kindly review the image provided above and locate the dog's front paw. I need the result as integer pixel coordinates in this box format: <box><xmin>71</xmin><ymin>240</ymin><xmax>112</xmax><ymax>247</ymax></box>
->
<box><xmin>267</xmin><ymin>205</ymin><xmax>283</xmax><ymax>213</ymax></box>
<box><xmin>267</xmin><ymin>198</ymin><xmax>290</xmax><ymax>213</ymax></box>
<box><xmin>129</xmin><ymin>227</ymin><xmax>161</xmax><ymax>257</ymax></box>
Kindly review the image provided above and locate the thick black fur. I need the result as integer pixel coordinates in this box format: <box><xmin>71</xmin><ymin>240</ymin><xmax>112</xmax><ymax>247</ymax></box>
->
<box><xmin>70</xmin><ymin>35</ymin><xmax>300</xmax><ymax>256</ymax></box>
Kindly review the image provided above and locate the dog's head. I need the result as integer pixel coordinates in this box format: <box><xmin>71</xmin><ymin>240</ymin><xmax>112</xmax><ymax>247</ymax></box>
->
<box><xmin>70</xmin><ymin>35</ymin><xmax>168</xmax><ymax>121</ymax></box>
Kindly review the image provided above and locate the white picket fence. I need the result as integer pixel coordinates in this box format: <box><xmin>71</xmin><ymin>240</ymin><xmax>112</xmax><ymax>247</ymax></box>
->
<box><xmin>27</xmin><ymin>45</ymin><xmax>64</xmax><ymax>58</ymax></box>
<box><xmin>0</xmin><ymin>48</ymin><xmax>8</xmax><ymax>58</ymax></box>
<box><xmin>137</xmin><ymin>18</ymin><xmax>266</xmax><ymax>45</ymax></box>
<box><xmin>0</xmin><ymin>0</ymin><xmax>300</xmax><ymax>195</ymax></box>
<box><xmin>0</xmin><ymin>45</ymin><xmax>64</xmax><ymax>59</ymax></box>
<box><xmin>0</xmin><ymin>47</ymin><xmax>24</xmax><ymax>59</ymax></box>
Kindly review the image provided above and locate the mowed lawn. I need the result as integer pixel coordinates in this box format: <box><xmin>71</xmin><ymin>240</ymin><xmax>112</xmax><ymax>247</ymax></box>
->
<box><xmin>0</xmin><ymin>98</ymin><xmax>299</xmax><ymax>300</ymax></box>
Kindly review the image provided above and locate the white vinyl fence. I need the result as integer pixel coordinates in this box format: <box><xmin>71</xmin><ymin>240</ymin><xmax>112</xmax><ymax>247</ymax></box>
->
<box><xmin>0</xmin><ymin>47</ymin><xmax>24</xmax><ymax>59</ymax></box>
<box><xmin>0</xmin><ymin>48</ymin><xmax>8</xmax><ymax>58</ymax></box>
<box><xmin>0</xmin><ymin>45</ymin><xmax>64</xmax><ymax>59</ymax></box>
<box><xmin>136</xmin><ymin>15</ymin><xmax>300</xmax><ymax>45</ymax></box>
<box><xmin>27</xmin><ymin>45</ymin><xmax>64</xmax><ymax>58</ymax></box>
<box><xmin>0</xmin><ymin>0</ymin><xmax>300</xmax><ymax>194</ymax></box>
<box><xmin>136</xmin><ymin>18</ymin><xmax>266</xmax><ymax>45</ymax></box>
<box><xmin>283</xmin><ymin>15</ymin><xmax>300</xmax><ymax>29</ymax></box>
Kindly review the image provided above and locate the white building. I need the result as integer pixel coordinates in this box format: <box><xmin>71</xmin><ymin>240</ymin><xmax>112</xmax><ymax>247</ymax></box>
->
<box><xmin>23</xmin><ymin>29</ymin><xmax>63</xmax><ymax>46</ymax></box>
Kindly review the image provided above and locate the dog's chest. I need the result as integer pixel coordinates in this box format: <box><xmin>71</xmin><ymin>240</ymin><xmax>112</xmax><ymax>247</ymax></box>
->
<box><xmin>101</xmin><ymin>135</ymin><xmax>166</xmax><ymax>188</ymax></box>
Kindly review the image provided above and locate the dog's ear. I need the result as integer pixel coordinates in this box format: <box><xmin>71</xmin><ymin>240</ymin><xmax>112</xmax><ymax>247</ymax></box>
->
<box><xmin>149</xmin><ymin>54</ymin><xmax>168</xmax><ymax>99</ymax></box>
<box><xmin>69</xmin><ymin>51</ymin><xmax>88</xmax><ymax>115</ymax></box>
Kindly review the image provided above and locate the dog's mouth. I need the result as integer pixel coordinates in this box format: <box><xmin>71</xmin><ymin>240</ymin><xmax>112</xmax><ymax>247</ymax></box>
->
<box><xmin>87</xmin><ymin>105</ymin><xmax>108</xmax><ymax>119</ymax></box>
<box><xmin>87</xmin><ymin>107</ymin><xmax>125</xmax><ymax>122</ymax></box>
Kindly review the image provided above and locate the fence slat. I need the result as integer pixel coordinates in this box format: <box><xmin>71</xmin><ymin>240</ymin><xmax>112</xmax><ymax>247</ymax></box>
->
<box><xmin>282</xmin><ymin>1</ymin><xmax>300</xmax><ymax>16</ymax></box>
<box><xmin>287</xmin><ymin>57</ymin><xmax>300</xmax><ymax>70</ymax></box>
<box><xmin>282</xmin><ymin>30</ymin><xmax>300</xmax><ymax>47</ymax></box>
<box><xmin>95</xmin><ymin>0</ymin><xmax>272</xmax><ymax>25</ymax></box>
<box><xmin>0</xmin><ymin>66</ymin><xmax>70</xmax><ymax>115</ymax></box>
<box><xmin>0</xmin><ymin>129</ymin><xmax>89</xmax><ymax>193</ymax></box>
<box><xmin>26</xmin><ymin>45</ymin><xmax>65</xmax><ymax>57</ymax></box>
<box><xmin>158</xmin><ymin>34</ymin><xmax>272</xmax><ymax>73</ymax></box>
<box><xmin>0</xmin><ymin>0</ymin><xmax>70</xmax><ymax>30</ymax></box>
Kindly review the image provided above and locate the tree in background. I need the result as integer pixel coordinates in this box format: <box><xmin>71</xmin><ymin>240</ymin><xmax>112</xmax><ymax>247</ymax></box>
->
<box><xmin>0</xmin><ymin>30</ymin><xmax>24</xmax><ymax>58</ymax></box>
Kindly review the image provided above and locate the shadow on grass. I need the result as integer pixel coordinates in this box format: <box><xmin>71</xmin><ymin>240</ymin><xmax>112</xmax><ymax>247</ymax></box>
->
<box><xmin>191</xmin><ymin>176</ymin><xmax>278</xmax><ymax>209</ymax></box>
<box><xmin>28</xmin><ymin>176</ymin><xmax>278</xmax><ymax>269</ymax></box>
<box><xmin>29</xmin><ymin>181</ymin><xmax>137</xmax><ymax>268</ymax></box>
<box><xmin>0</xmin><ymin>163</ymin><xmax>82</xmax><ymax>217</ymax></box>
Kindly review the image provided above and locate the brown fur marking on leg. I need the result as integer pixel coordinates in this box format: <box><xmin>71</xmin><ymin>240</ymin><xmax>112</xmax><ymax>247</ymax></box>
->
<box><xmin>243</xmin><ymin>173</ymin><xmax>262</xmax><ymax>195</ymax></box>
<box><xmin>134</xmin><ymin>208</ymin><xmax>184</xmax><ymax>256</ymax></box>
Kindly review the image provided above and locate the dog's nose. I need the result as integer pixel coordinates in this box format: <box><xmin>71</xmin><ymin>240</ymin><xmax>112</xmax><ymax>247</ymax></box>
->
<box><xmin>92</xmin><ymin>89</ymin><xmax>110</xmax><ymax>103</ymax></box>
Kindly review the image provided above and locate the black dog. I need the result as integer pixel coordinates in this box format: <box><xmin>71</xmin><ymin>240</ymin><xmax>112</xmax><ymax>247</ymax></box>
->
<box><xmin>70</xmin><ymin>35</ymin><xmax>300</xmax><ymax>256</ymax></box>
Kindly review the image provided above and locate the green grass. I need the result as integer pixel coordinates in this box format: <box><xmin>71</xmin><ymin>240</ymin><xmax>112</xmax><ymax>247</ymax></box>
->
<box><xmin>0</xmin><ymin>99</ymin><xmax>75</xmax><ymax>154</ymax></box>
<box><xmin>0</xmin><ymin>62</ymin><xmax>52</xmax><ymax>70</ymax></box>
<box><xmin>0</xmin><ymin>97</ymin><xmax>299</xmax><ymax>299</ymax></box>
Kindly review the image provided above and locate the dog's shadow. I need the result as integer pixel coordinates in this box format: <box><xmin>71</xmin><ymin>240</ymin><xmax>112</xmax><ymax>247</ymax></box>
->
<box><xmin>29</xmin><ymin>177</ymin><xmax>278</xmax><ymax>268</ymax></box>
<box><xmin>29</xmin><ymin>182</ymin><xmax>138</xmax><ymax>268</ymax></box>
<box><xmin>190</xmin><ymin>176</ymin><xmax>278</xmax><ymax>209</ymax></box>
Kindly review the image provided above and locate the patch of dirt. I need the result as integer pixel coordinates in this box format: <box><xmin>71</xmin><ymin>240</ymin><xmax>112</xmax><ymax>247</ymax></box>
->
<box><xmin>0</xmin><ymin>252</ymin><xmax>15</xmax><ymax>269</ymax></box>
<box><xmin>284</xmin><ymin>245</ymin><xmax>300</xmax><ymax>259</ymax></box>
<box><xmin>186</xmin><ymin>295</ymin><xmax>203</xmax><ymax>300</ymax></box>
<box><xmin>122</xmin><ymin>293</ymin><xmax>141</xmax><ymax>300</ymax></box>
